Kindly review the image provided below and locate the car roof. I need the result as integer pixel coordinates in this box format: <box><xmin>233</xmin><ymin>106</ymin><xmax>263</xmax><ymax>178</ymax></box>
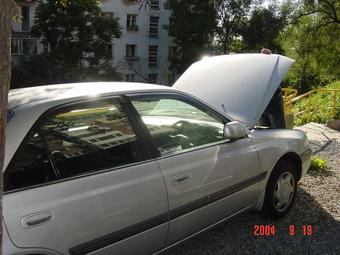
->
<box><xmin>4</xmin><ymin>82</ymin><xmax>178</xmax><ymax>171</ymax></box>
<box><xmin>8</xmin><ymin>82</ymin><xmax>174</xmax><ymax>110</ymax></box>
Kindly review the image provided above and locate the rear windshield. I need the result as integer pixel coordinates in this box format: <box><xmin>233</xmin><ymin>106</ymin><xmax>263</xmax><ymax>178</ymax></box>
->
<box><xmin>7</xmin><ymin>110</ymin><xmax>14</xmax><ymax>122</ymax></box>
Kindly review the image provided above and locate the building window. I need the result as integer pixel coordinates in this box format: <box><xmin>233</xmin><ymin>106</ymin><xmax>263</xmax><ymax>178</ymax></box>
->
<box><xmin>127</xmin><ymin>14</ymin><xmax>138</xmax><ymax>31</ymax></box>
<box><xmin>149</xmin><ymin>16</ymin><xmax>159</xmax><ymax>38</ymax></box>
<box><xmin>126</xmin><ymin>44</ymin><xmax>136</xmax><ymax>58</ymax></box>
<box><xmin>150</xmin><ymin>0</ymin><xmax>160</xmax><ymax>10</ymax></box>
<box><xmin>164</xmin><ymin>0</ymin><xmax>170</xmax><ymax>9</ymax></box>
<box><xmin>148</xmin><ymin>73</ymin><xmax>158</xmax><ymax>83</ymax></box>
<box><xmin>102</xmin><ymin>12</ymin><xmax>114</xmax><ymax>18</ymax></box>
<box><xmin>148</xmin><ymin>45</ymin><xmax>158</xmax><ymax>67</ymax></box>
<box><xmin>125</xmin><ymin>74</ymin><xmax>135</xmax><ymax>82</ymax></box>
<box><xmin>21</xmin><ymin>6</ymin><xmax>30</xmax><ymax>31</ymax></box>
<box><xmin>168</xmin><ymin>46</ymin><xmax>178</xmax><ymax>59</ymax></box>
<box><xmin>11</xmin><ymin>37</ymin><xmax>37</xmax><ymax>55</ymax></box>
<box><xmin>168</xmin><ymin>71</ymin><xmax>176</xmax><ymax>84</ymax></box>
<box><xmin>43</xmin><ymin>42</ymin><xmax>50</xmax><ymax>53</ymax></box>
<box><xmin>106</xmin><ymin>43</ymin><xmax>113</xmax><ymax>57</ymax></box>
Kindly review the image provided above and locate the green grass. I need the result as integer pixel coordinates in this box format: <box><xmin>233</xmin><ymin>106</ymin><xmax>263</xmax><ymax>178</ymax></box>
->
<box><xmin>292</xmin><ymin>81</ymin><xmax>340</xmax><ymax>126</ymax></box>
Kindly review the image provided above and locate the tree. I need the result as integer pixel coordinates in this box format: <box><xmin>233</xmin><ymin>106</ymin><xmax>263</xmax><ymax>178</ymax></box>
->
<box><xmin>215</xmin><ymin>0</ymin><xmax>252</xmax><ymax>54</ymax></box>
<box><xmin>11</xmin><ymin>0</ymin><xmax>122</xmax><ymax>88</ymax></box>
<box><xmin>280</xmin><ymin>0</ymin><xmax>339</xmax><ymax>91</ymax></box>
<box><xmin>281</xmin><ymin>14</ymin><xmax>339</xmax><ymax>91</ymax></box>
<box><xmin>11</xmin><ymin>55</ymin><xmax>123</xmax><ymax>89</ymax></box>
<box><xmin>168</xmin><ymin>0</ymin><xmax>216</xmax><ymax>74</ymax></box>
<box><xmin>32</xmin><ymin>0</ymin><xmax>121</xmax><ymax>67</ymax></box>
<box><xmin>294</xmin><ymin>0</ymin><xmax>340</xmax><ymax>28</ymax></box>
<box><xmin>0</xmin><ymin>0</ymin><xmax>17</xmax><ymax>251</ymax></box>
<box><xmin>241</xmin><ymin>6</ymin><xmax>288</xmax><ymax>53</ymax></box>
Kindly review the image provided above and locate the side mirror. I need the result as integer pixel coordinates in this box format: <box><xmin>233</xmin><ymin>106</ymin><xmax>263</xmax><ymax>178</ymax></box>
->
<box><xmin>224</xmin><ymin>121</ymin><xmax>249</xmax><ymax>140</ymax></box>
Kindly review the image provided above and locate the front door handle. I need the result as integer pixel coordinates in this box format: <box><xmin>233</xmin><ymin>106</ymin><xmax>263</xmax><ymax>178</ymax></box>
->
<box><xmin>21</xmin><ymin>211</ymin><xmax>52</xmax><ymax>228</ymax></box>
<box><xmin>172</xmin><ymin>175</ymin><xmax>190</xmax><ymax>184</ymax></box>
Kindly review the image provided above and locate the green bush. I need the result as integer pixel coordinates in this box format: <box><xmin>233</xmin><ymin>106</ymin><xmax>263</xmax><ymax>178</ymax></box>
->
<box><xmin>309</xmin><ymin>156</ymin><xmax>328</xmax><ymax>172</ymax></box>
<box><xmin>292</xmin><ymin>82</ymin><xmax>340</xmax><ymax>126</ymax></box>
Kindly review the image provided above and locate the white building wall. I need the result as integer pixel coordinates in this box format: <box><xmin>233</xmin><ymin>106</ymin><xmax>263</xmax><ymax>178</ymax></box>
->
<box><xmin>12</xmin><ymin>0</ymin><xmax>174</xmax><ymax>85</ymax></box>
<box><xmin>101</xmin><ymin>0</ymin><xmax>173</xmax><ymax>85</ymax></box>
<box><xmin>11</xmin><ymin>1</ymin><xmax>44</xmax><ymax>64</ymax></box>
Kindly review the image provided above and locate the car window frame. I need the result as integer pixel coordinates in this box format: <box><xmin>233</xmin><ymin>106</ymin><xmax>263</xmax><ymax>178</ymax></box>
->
<box><xmin>4</xmin><ymin>95</ymin><xmax>155</xmax><ymax>194</ymax></box>
<box><xmin>126</xmin><ymin>91</ymin><xmax>231</xmax><ymax>159</ymax></box>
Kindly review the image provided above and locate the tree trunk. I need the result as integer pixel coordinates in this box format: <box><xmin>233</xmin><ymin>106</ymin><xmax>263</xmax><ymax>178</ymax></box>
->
<box><xmin>0</xmin><ymin>0</ymin><xmax>17</xmax><ymax>252</ymax></box>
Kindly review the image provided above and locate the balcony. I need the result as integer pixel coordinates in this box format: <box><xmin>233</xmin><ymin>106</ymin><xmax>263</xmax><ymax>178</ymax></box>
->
<box><xmin>124</xmin><ymin>56</ymin><xmax>140</xmax><ymax>61</ymax></box>
<box><xmin>11</xmin><ymin>36</ymin><xmax>38</xmax><ymax>56</ymax></box>
<box><xmin>122</xmin><ymin>0</ymin><xmax>137</xmax><ymax>4</ymax></box>
<box><xmin>150</xmin><ymin>0</ymin><xmax>160</xmax><ymax>10</ymax></box>
<box><xmin>148</xmin><ymin>56</ymin><xmax>159</xmax><ymax>67</ymax></box>
<box><xmin>164</xmin><ymin>1</ymin><xmax>170</xmax><ymax>9</ymax></box>
<box><xmin>126</xmin><ymin>25</ymin><xmax>139</xmax><ymax>31</ymax></box>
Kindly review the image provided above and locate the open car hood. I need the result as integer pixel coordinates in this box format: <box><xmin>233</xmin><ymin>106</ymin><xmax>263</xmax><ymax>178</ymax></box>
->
<box><xmin>173</xmin><ymin>54</ymin><xmax>294</xmax><ymax>127</ymax></box>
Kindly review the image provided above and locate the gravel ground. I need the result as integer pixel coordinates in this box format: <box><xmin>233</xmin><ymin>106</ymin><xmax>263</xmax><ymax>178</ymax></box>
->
<box><xmin>162</xmin><ymin>123</ymin><xmax>340</xmax><ymax>255</ymax></box>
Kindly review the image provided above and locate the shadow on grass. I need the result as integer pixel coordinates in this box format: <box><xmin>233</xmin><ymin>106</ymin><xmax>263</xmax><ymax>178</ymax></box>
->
<box><xmin>162</xmin><ymin>187</ymin><xmax>340</xmax><ymax>255</ymax></box>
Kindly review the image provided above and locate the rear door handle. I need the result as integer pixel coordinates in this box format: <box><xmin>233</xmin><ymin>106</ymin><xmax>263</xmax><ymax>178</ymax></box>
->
<box><xmin>21</xmin><ymin>211</ymin><xmax>52</xmax><ymax>228</ymax></box>
<box><xmin>172</xmin><ymin>175</ymin><xmax>191</xmax><ymax>184</ymax></box>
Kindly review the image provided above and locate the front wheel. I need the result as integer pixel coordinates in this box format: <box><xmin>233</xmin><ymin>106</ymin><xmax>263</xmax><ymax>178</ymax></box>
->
<box><xmin>261</xmin><ymin>160</ymin><xmax>297</xmax><ymax>219</ymax></box>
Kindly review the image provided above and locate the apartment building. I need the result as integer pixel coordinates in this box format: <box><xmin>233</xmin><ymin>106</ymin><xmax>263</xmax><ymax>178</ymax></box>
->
<box><xmin>11</xmin><ymin>0</ymin><xmax>42</xmax><ymax>62</ymax></box>
<box><xmin>11</xmin><ymin>0</ymin><xmax>176</xmax><ymax>85</ymax></box>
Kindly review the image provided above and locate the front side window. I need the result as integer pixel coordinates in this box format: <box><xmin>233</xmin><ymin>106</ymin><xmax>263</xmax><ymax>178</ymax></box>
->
<box><xmin>131</xmin><ymin>96</ymin><xmax>225</xmax><ymax>156</ymax></box>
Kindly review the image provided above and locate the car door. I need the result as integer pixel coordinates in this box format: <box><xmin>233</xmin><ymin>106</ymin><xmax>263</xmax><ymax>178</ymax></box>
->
<box><xmin>129</xmin><ymin>93</ymin><xmax>263</xmax><ymax>245</ymax></box>
<box><xmin>3</xmin><ymin>97</ymin><xmax>168</xmax><ymax>255</ymax></box>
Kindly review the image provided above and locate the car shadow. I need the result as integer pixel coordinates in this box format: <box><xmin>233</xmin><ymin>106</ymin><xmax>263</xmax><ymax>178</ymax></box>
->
<box><xmin>161</xmin><ymin>186</ymin><xmax>340</xmax><ymax>255</ymax></box>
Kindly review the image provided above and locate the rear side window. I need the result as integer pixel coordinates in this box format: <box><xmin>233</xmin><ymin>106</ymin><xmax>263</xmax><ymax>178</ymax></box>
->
<box><xmin>41</xmin><ymin>102</ymin><xmax>142</xmax><ymax>178</ymax></box>
<box><xmin>4</xmin><ymin>133</ymin><xmax>56</xmax><ymax>191</ymax></box>
<box><xmin>5</xmin><ymin>99</ymin><xmax>143</xmax><ymax>191</ymax></box>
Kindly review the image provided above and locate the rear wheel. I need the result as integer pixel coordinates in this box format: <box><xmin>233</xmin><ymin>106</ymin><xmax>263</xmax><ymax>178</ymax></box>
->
<box><xmin>261</xmin><ymin>160</ymin><xmax>297</xmax><ymax>219</ymax></box>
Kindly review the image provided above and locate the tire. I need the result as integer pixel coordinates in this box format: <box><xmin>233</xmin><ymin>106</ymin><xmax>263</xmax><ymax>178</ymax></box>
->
<box><xmin>261</xmin><ymin>160</ymin><xmax>297</xmax><ymax>219</ymax></box>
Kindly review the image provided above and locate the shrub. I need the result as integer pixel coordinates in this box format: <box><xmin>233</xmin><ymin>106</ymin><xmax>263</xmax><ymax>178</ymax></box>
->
<box><xmin>292</xmin><ymin>81</ymin><xmax>340</xmax><ymax>126</ymax></box>
<box><xmin>309</xmin><ymin>156</ymin><xmax>328</xmax><ymax>172</ymax></box>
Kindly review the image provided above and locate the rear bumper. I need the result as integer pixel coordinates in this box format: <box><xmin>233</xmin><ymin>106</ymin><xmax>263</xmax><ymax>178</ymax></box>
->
<box><xmin>300</xmin><ymin>147</ymin><xmax>312</xmax><ymax>178</ymax></box>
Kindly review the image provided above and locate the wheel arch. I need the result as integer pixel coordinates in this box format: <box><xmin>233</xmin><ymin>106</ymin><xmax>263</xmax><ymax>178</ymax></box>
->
<box><xmin>254</xmin><ymin>151</ymin><xmax>302</xmax><ymax>212</ymax></box>
<box><xmin>277</xmin><ymin>152</ymin><xmax>302</xmax><ymax>181</ymax></box>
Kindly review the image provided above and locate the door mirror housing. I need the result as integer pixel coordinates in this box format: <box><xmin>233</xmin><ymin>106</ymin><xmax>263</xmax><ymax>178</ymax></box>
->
<box><xmin>224</xmin><ymin>121</ymin><xmax>249</xmax><ymax>140</ymax></box>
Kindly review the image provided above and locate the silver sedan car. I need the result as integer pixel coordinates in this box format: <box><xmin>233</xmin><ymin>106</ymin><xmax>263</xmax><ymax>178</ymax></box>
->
<box><xmin>3</xmin><ymin>54</ymin><xmax>312</xmax><ymax>255</ymax></box>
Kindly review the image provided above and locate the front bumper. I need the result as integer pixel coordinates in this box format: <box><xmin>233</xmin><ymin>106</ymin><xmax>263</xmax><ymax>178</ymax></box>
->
<box><xmin>300</xmin><ymin>147</ymin><xmax>312</xmax><ymax>178</ymax></box>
